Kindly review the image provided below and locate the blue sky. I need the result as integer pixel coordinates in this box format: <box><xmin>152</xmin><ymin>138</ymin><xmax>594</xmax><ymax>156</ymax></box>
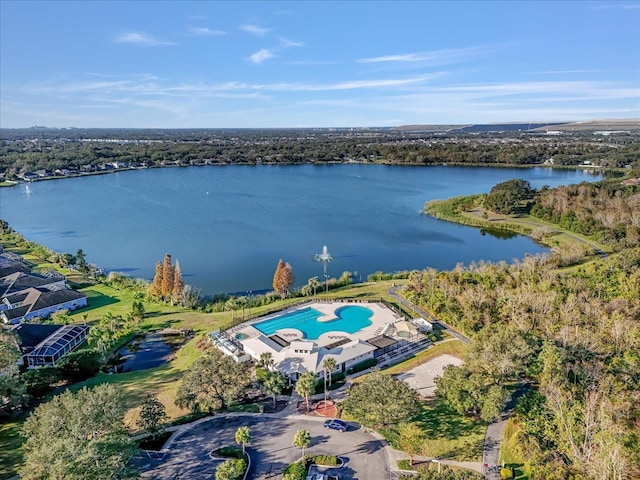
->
<box><xmin>1</xmin><ymin>0</ymin><xmax>639</xmax><ymax>128</ymax></box>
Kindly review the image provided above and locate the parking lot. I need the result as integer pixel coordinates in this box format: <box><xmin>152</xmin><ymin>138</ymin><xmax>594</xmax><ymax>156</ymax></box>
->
<box><xmin>135</xmin><ymin>414</ymin><xmax>390</xmax><ymax>479</ymax></box>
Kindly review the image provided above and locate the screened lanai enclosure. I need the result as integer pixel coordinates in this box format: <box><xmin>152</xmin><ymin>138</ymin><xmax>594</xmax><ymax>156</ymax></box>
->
<box><xmin>25</xmin><ymin>324</ymin><xmax>90</xmax><ymax>367</ymax></box>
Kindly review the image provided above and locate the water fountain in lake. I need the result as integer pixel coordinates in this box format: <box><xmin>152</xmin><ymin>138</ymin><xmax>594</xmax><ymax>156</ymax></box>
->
<box><xmin>314</xmin><ymin>245</ymin><xmax>333</xmax><ymax>293</ymax></box>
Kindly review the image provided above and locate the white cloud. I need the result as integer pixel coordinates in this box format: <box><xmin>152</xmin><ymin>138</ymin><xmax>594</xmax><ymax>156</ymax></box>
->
<box><xmin>280</xmin><ymin>37</ymin><xmax>304</xmax><ymax>48</ymax></box>
<box><xmin>358</xmin><ymin>47</ymin><xmax>492</xmax><ymax>66</ymax></box>
<box><xmin>188</xmin><ymin>26</ymin><xmax>226</xmax><ymax>36</ymax></box>
<box><xmin>240</xmin><ymin>24</ymin><xmax>271</xmax><ymax>36</ymax></box>
<box><xmin>114</xmin><ymin>31</ymin><xmax>175</xmax><ymax>46</ymax></box>
<box><xmin>249</xmin><ymin>49</ymin><xmax>275</xmax><ymax>64</ymax></box>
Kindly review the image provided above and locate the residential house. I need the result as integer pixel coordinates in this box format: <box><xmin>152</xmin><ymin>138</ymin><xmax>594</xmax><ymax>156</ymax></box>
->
<box><xmin>1</xmin><ymin>287</ymin><xmax>87</xmax><ymax>324</ymax></box>
<box><xmin>12</xmin><ymin>323</ymin><xmax>90</xmax><ymax>368</ymax></box>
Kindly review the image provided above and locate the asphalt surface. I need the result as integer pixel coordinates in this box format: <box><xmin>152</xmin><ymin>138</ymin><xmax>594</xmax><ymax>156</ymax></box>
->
<box><xmin>134</xmin><ymin>415</ymin><xmax>390</xmax><ymax>480</ymax></box>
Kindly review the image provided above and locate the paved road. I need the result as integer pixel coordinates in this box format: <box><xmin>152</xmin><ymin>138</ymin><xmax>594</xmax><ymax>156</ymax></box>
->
<box><xmin>134</xmin><ymin>414</ymin><xmax>390</xmax><ymax>480</ymax></box>
<box><xmin>481</xmin><ymin>385</ymin><xmax>530</xmax><ymax>479</ymax></box>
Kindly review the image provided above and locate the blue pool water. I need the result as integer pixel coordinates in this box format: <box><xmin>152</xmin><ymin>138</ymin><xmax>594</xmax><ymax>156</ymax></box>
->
<box><xmin>254</xmin><ymin>305</ymin><xmax>373</xmax><ymax>340</ymax></box>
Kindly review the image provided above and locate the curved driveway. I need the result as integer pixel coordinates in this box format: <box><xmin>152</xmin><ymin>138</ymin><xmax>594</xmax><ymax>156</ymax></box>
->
<box><xmin>136</xmin><ymin>414</ymin><xmax>389</xmax><ymax>480</ymax></box>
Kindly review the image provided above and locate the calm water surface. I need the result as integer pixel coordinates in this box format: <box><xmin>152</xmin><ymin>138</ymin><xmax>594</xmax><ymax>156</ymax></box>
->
<box><xmin>0</xmin><ymin>165</ymin><xmax>600</xmax><ymax>294</ymax></box>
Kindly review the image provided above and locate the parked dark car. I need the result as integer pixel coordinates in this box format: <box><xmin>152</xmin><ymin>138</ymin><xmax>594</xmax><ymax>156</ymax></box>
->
<box><xmin>323</xmin><ymin>419</ymin><xmax>348</xmax><ymax>432</ymax></box>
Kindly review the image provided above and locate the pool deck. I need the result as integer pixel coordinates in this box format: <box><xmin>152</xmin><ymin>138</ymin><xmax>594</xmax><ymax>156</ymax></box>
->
<box><xmin>235</xmin><ymin>301</ymin><xmax>402</xmax><ymax>349</ymax></box>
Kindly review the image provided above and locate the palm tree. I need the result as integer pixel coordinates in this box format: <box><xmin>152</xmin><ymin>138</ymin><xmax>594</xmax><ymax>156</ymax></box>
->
<box><xmin>225</xmin><ymin>297</ymin><xmax>238</xmax><ymax>322</ymax></box>
<box><xmin>262</xmin><ymin>371</ymin><xmax>285</xmax><ymax>407</ymax></box>
<box><xmin>259</xmin><ymin>352</ymin><xmax>274</xmax><ymax>370</ymax></box>
<box><xmin>307</xmin><ymin>277</ymin><xmax>320</xmax><ymax>300</ymax></box>
<box><xmin>237</xmin><ymin>296</ymin><xmax>248</xmax><ymax>321</ymax></box>
<box><xmin>235</xmin><ymin>426</ymin><xmax>251</xmax><ymax>456</ymax></box>
<box><xmin>323</xmin><ymin>357</ymin><xmax>337</xmax><ymax>388</ymax></box>
<box><xmin>292</xmin><ymin>429</ymin><xmax>311</xmax><ymax>461</ymax></box>
<box><xmin>295</xmin><ymin>372</ymin><xmax>316</xmax><ymax>412</ymax></box>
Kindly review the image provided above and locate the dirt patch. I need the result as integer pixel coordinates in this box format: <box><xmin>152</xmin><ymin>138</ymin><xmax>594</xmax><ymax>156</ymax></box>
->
<box><xmin>297</xmin><ymin>399</ymin><xmax>338</xmax><ymax>417</ymax></box>
<box><xmin>314</xmin><ymin>400</ymin><xmax>338</xmax><ymax>418</ymax></box>
<box><xmin>396</xmin><ymin>354</ymin><xmax>463</xmax><ymax>397</ymax></box>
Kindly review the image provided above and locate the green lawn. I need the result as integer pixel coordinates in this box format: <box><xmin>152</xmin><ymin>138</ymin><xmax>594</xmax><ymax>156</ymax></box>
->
<box><xmin>358</xmin><ymin>339</ymin><xmax>483</xmax><ymax>462</ymax></box>
<box><xmin>0</xmin><ymin>417</ymin><xmax>25</xmax><ymax>479</ymax></box>
<box><xmin>381</xmin><ymin>396</ymin><xmax>486</xmax><ymax>462</ymax></box>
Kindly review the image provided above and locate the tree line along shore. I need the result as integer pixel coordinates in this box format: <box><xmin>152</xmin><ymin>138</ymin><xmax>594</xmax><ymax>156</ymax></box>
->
<box><xmin>2</xmin><ymin>128</ymin><xmax>639</xmax><ymax>184</ymax></box>
<box><xmin>1</xmin><ymin>174</ymin><xmax>639</xmax><ymax>480</ymax></box>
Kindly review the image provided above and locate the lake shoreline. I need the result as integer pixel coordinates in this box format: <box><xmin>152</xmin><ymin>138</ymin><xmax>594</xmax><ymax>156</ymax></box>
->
<box><xmin>1</xmin><ymin>161</ymin><xmax>608</xmax><ymax>189</ymax></box>
<box><xmin>2</xmin><ymin>165</ymin><xmax>601</xmax><ymax>295</ymax></box>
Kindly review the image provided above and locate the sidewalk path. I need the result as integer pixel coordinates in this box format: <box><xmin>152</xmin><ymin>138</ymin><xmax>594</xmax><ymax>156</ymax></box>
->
<box><xmin>481</xmin><ymin>384</ymin><xmax>530</xmax><ymax>479</ymax></box>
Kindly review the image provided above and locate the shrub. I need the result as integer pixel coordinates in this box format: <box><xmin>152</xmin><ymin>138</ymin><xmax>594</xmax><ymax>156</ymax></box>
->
<box><xmin>500</xmin><ymin>467</ymin><xmax>513</xmax><ymax>479</ymax></box>
<box><xmin>283</xmin><ymin>462</ymin><xmax>307</xmax><ymax>480</ymax></box>
<box><xmin>215</xmin><ymin>458</ymin><xmax>247</xmax><ymax>480</ymax></box>
<box><xmin>347</xmin><ymin>357</ymin><xmax>377</xmax><ymax>374</ymax></box>
<box><xmin>56</xmin><ymin>348</ymin><xmax>102</xmax><ymax>382</ymax></box>
<box><xmin>21</xmin><ymin>367</ymin><xmax>59</xmax><ymax>397</ymax></box>
<box><xmin>214</xmin><ymin>446</ymin><xmax>244</xmax><ymax>459</ymax></box>
<box><xmin>308</xmin><ymin>454</ymin><xmax>338</xmax><ymax>466</ymax></box>
<box><xmin>397</xmin><ymin>459</ymin><xmax>413</xmax><ymax>470</ymax></box>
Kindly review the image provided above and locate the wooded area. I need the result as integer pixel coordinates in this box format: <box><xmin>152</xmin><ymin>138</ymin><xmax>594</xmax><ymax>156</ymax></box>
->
<box><xmin>2</xmin><ymin>128</ymin><xmax>639</xmax><ymax>178</ymax></box>
<box><xmin>404</xmin><ymin>181</ymin><xmax>640</xmax><ymax>479</ymax></box>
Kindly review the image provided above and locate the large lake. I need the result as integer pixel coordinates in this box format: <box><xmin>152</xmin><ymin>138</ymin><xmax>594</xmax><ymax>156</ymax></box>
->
<box><xmin>0</xmin><ymin>165</ymin><xmax>600</xmax><ymax>295</ymax></box>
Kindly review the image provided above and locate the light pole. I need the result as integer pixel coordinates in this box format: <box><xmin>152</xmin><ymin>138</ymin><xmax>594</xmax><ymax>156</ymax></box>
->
<box><xmin>324</xmin><ymin>274</ymin><xmax>330</xmax><ymax>295</ymax></box>
<box><xmin>247</xmin><ymin>290</ymin><xmax>252</xmax><ymax>318</ymax></box>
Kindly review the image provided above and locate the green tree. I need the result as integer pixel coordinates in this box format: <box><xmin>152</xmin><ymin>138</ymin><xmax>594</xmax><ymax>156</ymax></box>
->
<box><xmin>130</xmin><ymin>300</ymin><xmax>145</xmax><ymax>323</ymax></box>
<box><xmin>225</xmin><ymin>297</ymin><xmax>238</xmax><ymax>322</ymax></box>
<box><xmin>283</xmin><ymin>462</ymin><xmax>307</xmax><ymax>480</ymax></box>
<box><xmin>397</xmin><ymin>422</ymin><xmax>424</xmax><ymax>466</ymax></box>
<box><xmin>339</xmin><ymin>271</ymin><xmax>352</xmax><ymax>286</ymax></box>
<box><xmin>0</xmin><ymin>331</ymin><xmax>20</xmax><ymax>370</ymax></box>
<box><xmin>75</xmin><ymin>248</ymin><xmax>88</xmax><ymax>278</ymax></box>
<box><xmin>259</xmin><ymin>351</ymin><xmax>274</xmax><ymax>370</ymax></box>
<box><xmin>435</xmin><ymin>365</ymin><xmax>482</xmax><ymax>416</ymax></box>
<box><xmin>175</xmin><ymin>351</ymin><xmax>250</xmax><ymax>413</ymax></box>
<box><xmin>435</xmin><ymin>364</ymin><xmax>508</xmax><ymax>421</ymax></box>
<box><xmin>307</xmin><ymin>276</ymin><xmax>320</xmax><ymax>299</ymax></box>
<box><xmin>342</xmin><ymin>371</ymin><xmax>420</xmax><ymax>428</ymax></box>
<box><xmin>484</xmin><ymin>179</ymin><xmax>534</xmax><ymax>214</ymax></box>
<box><xmin>21</xmin><ymin>367</ymin><xmax>59</xmax><ymax>398</ymax></box>
<box><xmin>55</xmin><ymin>348</ymin><xmax>102</xmax><ymax>383</ymax></box>
<box><xmin>295</xmin><ymin>372</ymin><xmax>316</xmax><ymax>412</ymax></box>
<box><xmin>262</xmin><ymin>370</ymin><xmax>286</xmax><ymax>407</ymax></box>
<box><xmin>0</xmin><ymin>370</ymin><xmax>27</xmax><ymax>412</ymax></box>
<box><xmin>215</xmin><ymin>458</ymin><xmax>247</xmax><ymax>480</ymax></box>
<box><xmin>19</xmin><ymin>384</ymin><xmax>137</xmax><ymax>480</ymax></box>
<box><xmin>235</xmin><ymin>426</ymin><xmax>251</xmax><ymax>455</ymax></box>
<box><xmin>136</xmin><ymin>395</ymin><xmax>168</xmax><ymax>439</ymax></box>
<box><xmin>292</xmin><ymin>429</ymin><xmax>311</xmax><ymax>461</ymax></box>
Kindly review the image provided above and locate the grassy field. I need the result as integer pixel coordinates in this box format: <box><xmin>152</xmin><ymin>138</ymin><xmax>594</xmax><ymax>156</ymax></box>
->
<box><xmin>0</xmin><ymin>418</ymin><xmax>25</xmax><ymax>480</ymax></box>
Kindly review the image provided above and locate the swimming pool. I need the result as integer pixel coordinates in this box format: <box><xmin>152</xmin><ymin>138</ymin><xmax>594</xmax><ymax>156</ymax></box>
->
<box><xmin>254</xmin><ymin>305</ymin><xmax>373</xmax><ymax>340</ymax></box>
